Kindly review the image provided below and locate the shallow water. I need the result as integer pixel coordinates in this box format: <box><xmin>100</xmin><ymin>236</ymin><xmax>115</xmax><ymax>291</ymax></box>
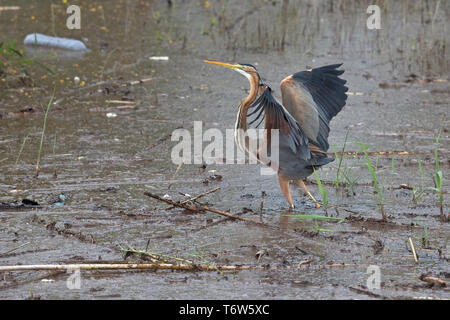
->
<box><xmin>0</xmin><ymin>0</ymin><xmax>449</xmax><ymax>299</ymax></box>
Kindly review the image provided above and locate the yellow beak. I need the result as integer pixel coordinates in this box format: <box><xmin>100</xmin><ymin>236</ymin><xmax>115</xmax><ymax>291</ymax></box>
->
<box><xmin>204</xmin><ymin>60</ymin><xmax>242</xmax><ymax>70</ymax></box>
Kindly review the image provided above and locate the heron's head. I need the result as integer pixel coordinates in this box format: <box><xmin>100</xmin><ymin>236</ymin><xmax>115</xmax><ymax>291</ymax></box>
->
<box><xmin>204</xmin><ymin>60</ymin><xmax>261</xmax><ymax>83</ymax></box>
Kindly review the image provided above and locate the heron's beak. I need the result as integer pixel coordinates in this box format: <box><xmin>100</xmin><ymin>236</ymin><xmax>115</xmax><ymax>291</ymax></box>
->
<box><xmin>204</xmin><ymin>60</ymin><xmax>243</xmax><ymax>70</ymax></box>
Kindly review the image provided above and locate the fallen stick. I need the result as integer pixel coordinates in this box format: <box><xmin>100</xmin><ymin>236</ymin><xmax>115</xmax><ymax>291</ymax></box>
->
<box><xmin>145</xmin><ymin>133</ymin><xmax>174</xmax><ymax>151</ymax></box>
<box><xmin>0</xmin><ymin>262</ymin><xmax>308</xmax><ymax>272</ymax></box>
<box><xmin>348</xmin><ymin>286</ymin><xmax>388</xmax><ymax>299</ymax></box>
<box><xmin>105</xmin><ymin>100</ymin><xmax>136</xmax><ymax>104</ymax></box>
<box><xmin>327</xmin><ymin>204</ymin><xmax>360</xmax><ymax>215</ymax></box>
<box><xmin>115</xmin><ymin>105</ymin><xmax>137</xmax><ymax>110</ymax></box>
<box><xmin>124</xmin><ymin>78</ymin><xmax>153</xmax><ymax>86</ymax></box>
<box><xmin>62</xmin><ymin>77</ymin><xmax>152</xmax><ymax>97</ymax></box>
<box><xmin>167</xmin><ymin>187</ymin><xmax>220</xmax><ymax>210</ymax></box>
<box><xmin>145</xmin><ymin>192</ymin><xmax>205</xmax><ymax>214</ymax></box>
<box><xmin>259</xmin><ymin>200</ymin><xmax>264</xmax><ymax>223</ymax></box>
<box><xmin>0</xmin><ymin>262</ymin><xmax>419</xmax><ymax>273</ymax></box>
<box><xmin>180</xmin><ymin>187</ymin><xmax>220</xmax><ymax>204</ymax></box>
<box><xmin>191</xmin><ymin>210</ymin><xmax>246</xmax><ymax>233</ymax></box>
<box><xmin>201</xmin><ymin>204</ymin><xmax>268</xmax><ymax>226</ymax></box>
<box><xmin>408</xmin><ymin>237</ymin><xmax>419</xmax><ymax>263</ymax></box>
<box><xmin>0</xmin><ymin>242</ymin><xmax>30</xmax><ymax>257</ymax></box>
<box><xmin>0</xmin><ymin>6</ymin><xmax>20</xmax><ymax>11</ymax></box>
<box><xmin>0</xmin><ymin>263</ymin><xmax>220</xmax><ymax>272</ymax></box>
<box><xmin>144</xmin><ymin>192</ymin><xmax>268</xmax><ymax>227</ymax></box>
<box><xmin>419</xmin><ymin>275</ymin><xmax>448</xmax><ymax>287</ymax></box>
<box><xmin>124</xmin><ymin>247</ymin><xmax>195</xmax><ymax>265</ymax></box>
<box><xmin>298</xmin><ymin>258</ymin><xmax>313</xmax><ymax>267</ymax></box>
<box><xmin>168</xmin><ymin>162</ymin><xmax>183</xmax><ymax>190</ymax></box>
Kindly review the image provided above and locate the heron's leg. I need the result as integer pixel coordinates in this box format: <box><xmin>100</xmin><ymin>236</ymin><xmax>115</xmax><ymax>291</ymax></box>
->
<box><xmin>278</xmin><ymin>174</ymin><xmax>294</xmax><ymax>210</ymax></box>
<box><xmin>297</xmin><ymin>179</ymin><xmax>321</xmax><ymax>209</ymax></box>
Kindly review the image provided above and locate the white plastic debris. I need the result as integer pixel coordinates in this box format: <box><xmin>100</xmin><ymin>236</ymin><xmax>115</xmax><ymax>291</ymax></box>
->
<box><xmin>24</xmin><ymin>33</ymin><xmax>89</xmax><ymax>51</ymax></box>
<box><xmin>8</xmin><ymin>189</ymin><xmax>26</xmax><ymax>193</ymax></box>
<box><xmin>73</xmin><ymin>76</ymin><xmax>80</xmax><ymax>85</ymax></box>
<box><xmin>162</xmin><ymin>194</ymin><xmax>171</xmax><ymax>199</ymax></box>
<box><xmin>149</xmin><ymin>56</ymin><xmax>169</xmax><ymax>61</ymax></box>
<box><xmin>106</xmin><ymin>112</ymin><xmax>117</xmax><ymax>118</ymax></box>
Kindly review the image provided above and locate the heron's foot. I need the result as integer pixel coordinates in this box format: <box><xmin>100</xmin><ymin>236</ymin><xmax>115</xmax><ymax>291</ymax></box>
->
<box><xmin>278</xmin><ymin>174</ymin><xmax>295</xmax><ymax>211</ymax></box>
<box><xmin>296</xmin><ymin>179</ymin><xmax>321</xmax><ymax>209</ymax></box>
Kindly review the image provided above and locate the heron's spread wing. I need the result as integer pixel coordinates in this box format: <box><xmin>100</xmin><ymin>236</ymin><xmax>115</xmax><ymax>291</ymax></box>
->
<box><xmin>280</xmin><ymin>63</ymin><xmax>348</xmax><ymax>152</ymax></box>
<box><xmin>247</xmin><ymin>86</ymin><xmax>311</xmax><ymax>161</ymax></box>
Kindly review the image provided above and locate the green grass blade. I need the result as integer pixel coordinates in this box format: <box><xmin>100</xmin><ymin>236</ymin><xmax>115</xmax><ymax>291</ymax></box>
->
<box><xmin>335</xmin><ymin>129</ymin><xmax>349</xmax><ymax>187</ymax></box>
<box><xmin>15</xmin><ymin>127</ymin><xmax>34</xmax><ymax>167</ymax></box>
<box><xmin>35</xmin><ymin>94</ymin><xmax>54</xmax><ymax>177</ymax></box>
<box><xmin>34</xmin><ymin>60</ymin><xmax>54</xmax><ymax>74</ymax></box>
<box><xmin>313</xmin><ymin>167</ymin><xmax>327</xmax><ymax>209</ymax></box>
<box><xmin>286</xmin><ymin>214</ymin><xmax>344</xmax><ymax>222</ymax></box>
<box><xmin>434</xmin><ymin>127</ymin><xmax>442</xmax><ymax>172</ymax></box>
<box><xmin>391</xmin><ymin>154</ymin><xmax>396</xmax><ymax>174</ymax></box>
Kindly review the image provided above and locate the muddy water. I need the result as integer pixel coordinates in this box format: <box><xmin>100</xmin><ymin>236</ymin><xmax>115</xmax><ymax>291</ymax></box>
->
<box><xmin>0</xmin><ymin>1</ymin><xmax>449</xmax><ymax>299</ymax></box>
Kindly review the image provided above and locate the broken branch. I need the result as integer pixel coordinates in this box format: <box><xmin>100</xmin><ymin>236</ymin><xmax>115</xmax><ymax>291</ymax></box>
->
<box><xmin>144</xmin><ymin>191</ymin><xmax>268</xmax><ymax>227</ymax></box>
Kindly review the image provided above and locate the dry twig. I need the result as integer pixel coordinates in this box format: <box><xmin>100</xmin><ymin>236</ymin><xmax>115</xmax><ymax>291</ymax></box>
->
<box><xmin>419</xmin><ymin>275</ymin><xmax>448</xmax><ymax>287</ymax></box>
<box><xmin>168</xmin><ymin>162</ymin><xmax>183</xmax><ymax>189</ymax></box>
<box><xmin>408</xmin><ymin>237</ymin><xmax>419</xmax><ymax>263</ymax></box>
<box><xmin>0</xmin><ymin>261</ymin><xmax>419</xmax><ymax>273</ymax></box>
<box><xmin>144</xmin><ymin>192</ymin><xmax>268</xmax><ymax>227</ymax></box>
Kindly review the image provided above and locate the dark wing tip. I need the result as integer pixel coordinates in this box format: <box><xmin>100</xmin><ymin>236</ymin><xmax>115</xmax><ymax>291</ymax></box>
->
<box><xmin>290</xmin><ymin>62</ymin><xmax>348</xmax><ymax>152</ymax></box>
<box><xmin>315</xmin><ymin>63</ymin><xmax>345</xmax><ymax>75</ymax></box>
<box><xmin>317</xmin><ymin>63</ymin><xmax>343</xmax><ymax>69</ymax></box>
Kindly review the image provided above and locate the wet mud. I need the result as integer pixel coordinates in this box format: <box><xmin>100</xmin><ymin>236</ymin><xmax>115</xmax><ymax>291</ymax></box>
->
<box><xmin>0</xmin><ymin>1</ymin><xmax>449</xmax><ymax>299</ymax></box>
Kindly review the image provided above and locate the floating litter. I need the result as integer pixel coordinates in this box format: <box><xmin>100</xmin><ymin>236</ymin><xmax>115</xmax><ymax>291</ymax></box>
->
<box><xmin>24</xmin><ymin>33</ymin><xmax>89</xmax><ymax>51</ymax></box>
<box><xmin>149</xmin><ymin>56</ymin><xmax>169</xmax><ymax>61</ymax></box>
<box><xmin>106</xmin><ymin>112</ymin><xmax>117</xmax><ymax>118</ymax></box>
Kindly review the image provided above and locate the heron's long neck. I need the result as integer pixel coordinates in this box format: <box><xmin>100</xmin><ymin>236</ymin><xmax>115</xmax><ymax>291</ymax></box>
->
<box><xmin>237</xmin><ymin>73</ymin><xmax>259</xmax><ymax>131</ymax></box>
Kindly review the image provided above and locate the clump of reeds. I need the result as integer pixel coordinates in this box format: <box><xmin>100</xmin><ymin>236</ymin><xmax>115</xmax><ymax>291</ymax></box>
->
<box><xmin>350</xmin><ymin>142</ymin><xmax>386</xmax><ymax>221</ymax></box>
<box><xmin>363</xmin><ymin>148</ymin><xmax>386</xmax><ymax>221</ymax></box>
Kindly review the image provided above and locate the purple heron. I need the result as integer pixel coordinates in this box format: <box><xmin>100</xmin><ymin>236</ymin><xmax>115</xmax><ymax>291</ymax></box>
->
<box><xmin>204</xmin><ymin>60</ymin><xmax>348</xmax><ymax>209</ymax></box>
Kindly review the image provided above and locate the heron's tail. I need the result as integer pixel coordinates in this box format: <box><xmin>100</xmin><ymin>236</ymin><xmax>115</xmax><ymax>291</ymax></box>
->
<box><xmin>307</xmin><ymin>156</ymin><xmax>334</xmax><ymax>168</ymax></box>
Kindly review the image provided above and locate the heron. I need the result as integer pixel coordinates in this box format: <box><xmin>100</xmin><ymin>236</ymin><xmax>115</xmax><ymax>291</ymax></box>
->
<box><xmin>204</xmin><ymin>60</ymin><xmax>348</xmax><ymax>209</ymax></box>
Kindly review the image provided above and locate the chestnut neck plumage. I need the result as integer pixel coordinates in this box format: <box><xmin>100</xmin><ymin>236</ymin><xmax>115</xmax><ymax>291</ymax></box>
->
<box><xmin>236</xmin><ymin>71</ymin><xmax>260</xmax><ymax>132</ymax></box>
<box><xmin>234</xmin><ymin>70</ymin><xmax>264</xmax><ymax>160</ymax></box>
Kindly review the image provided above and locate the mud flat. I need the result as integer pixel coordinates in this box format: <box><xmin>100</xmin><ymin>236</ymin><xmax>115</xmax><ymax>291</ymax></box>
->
<box><xmin>0</xmin><ymin>1</ymin><xmax>448</xmax><ymax>299</ymax></box>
